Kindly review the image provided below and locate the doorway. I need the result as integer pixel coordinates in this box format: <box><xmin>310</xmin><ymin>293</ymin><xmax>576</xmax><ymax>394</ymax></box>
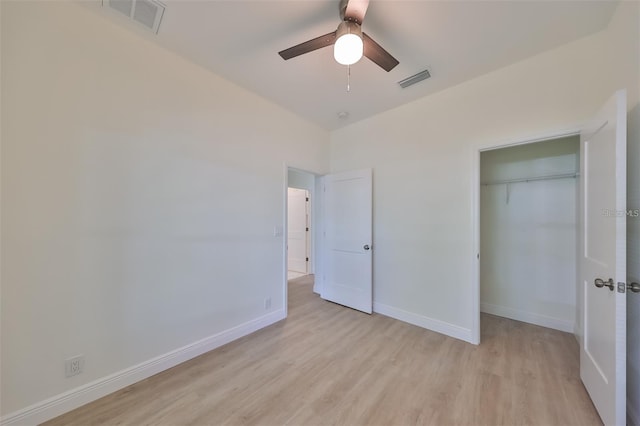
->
<box><xmin>287</xmin><ymin>187</ymin><xmax>310</xmax><ymax>280</ymax></box>
<box><xmin>286</xmin><ymin>167</ymin><xmax>318</xmax><ymax>289</ymax></box>
<box><xmin>284</xmin><ymin>166</ymin><xmax>374</xmax><ymax>315</ymax></box>
<box><xmin>478</xmin><ymin>135</ymin><xmax>580</xmax><ymax>338</ymax></box>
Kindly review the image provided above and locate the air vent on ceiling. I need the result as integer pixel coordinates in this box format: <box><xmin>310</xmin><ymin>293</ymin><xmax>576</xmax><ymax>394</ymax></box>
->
<box><xmin>103</xmin><ymin>0</ymin><xmax>165</xmax><ymax>34</ymax></box>
<box><xmin>398</xmin><ymin>69</ymin><xmax>431</xmax><ymax>89</ymax></box>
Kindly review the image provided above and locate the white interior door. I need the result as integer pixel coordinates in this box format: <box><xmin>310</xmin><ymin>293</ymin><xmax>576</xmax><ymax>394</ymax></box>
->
<box><xmin>321</xmin><ymin>169</ymin><xmax>372</xmax><ymax>313</ymax></box>
<box><xmin>580</xmin><ymin>90</ymin><xmax>627</xmax><ymax>426</ymax></box>
<box><xmin>288</xmin><ymin>188</ymin><xmax>308</xmax><ymax>274</ymax></box>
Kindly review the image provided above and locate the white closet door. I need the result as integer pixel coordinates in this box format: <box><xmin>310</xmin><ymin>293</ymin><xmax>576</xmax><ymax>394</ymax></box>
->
<box><xmin>580</xmin><ymin>90</ymin><xmax>627</xmax><ymax>426</ymax></box>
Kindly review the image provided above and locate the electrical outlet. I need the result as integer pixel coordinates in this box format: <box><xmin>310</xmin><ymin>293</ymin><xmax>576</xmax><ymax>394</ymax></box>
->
<box><xmin>264</xmin><ymin>297</ymin><xmax>271</xmax><ymax>310</ymax></box>
<box><xmin>65</xmin><ymin>355</ymin><xmax>84</xmax><ymax>378</ymax></box>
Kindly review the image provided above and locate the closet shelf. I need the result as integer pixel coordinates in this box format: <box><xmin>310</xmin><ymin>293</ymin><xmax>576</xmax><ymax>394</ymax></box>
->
<box><xmin>481</xmin><ymin>172</ymin><xmax>579</xmax><ymax>186</ymax></box>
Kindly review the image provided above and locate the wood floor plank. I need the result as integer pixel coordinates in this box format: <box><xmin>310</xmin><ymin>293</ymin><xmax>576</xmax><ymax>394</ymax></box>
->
<box><xmin>43</xmin><ymin>275</ymin><xmax>601</xmax><ymax>426</ymax></box>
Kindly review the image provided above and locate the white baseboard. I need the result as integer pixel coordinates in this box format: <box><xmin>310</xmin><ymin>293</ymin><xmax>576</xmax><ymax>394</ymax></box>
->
<box><xmin>1</xmin><ymin>309</ymin><xmax>286</xmax><ymax>426</ymax></box>
<box><xmin>373</xmin><ymin>302</ymin><xmax>473</xmax><ymax>343</ymax></box>
<box><xmin>481</xmin><ymin>303</ymin><xmax>574</xmax><ymax>333</ymax></box>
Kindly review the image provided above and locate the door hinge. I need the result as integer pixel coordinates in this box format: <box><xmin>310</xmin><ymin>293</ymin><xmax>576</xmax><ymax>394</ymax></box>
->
<box><xmin>306</xmin><ymin>197</ymin><xmax>309</xmax><ymax>202</ymax></box>
<box><xmin>306</xmin><ymin>257</ymin><xmax>309</xmax><ymax>262</ymax></box>
<box><xmin>306</xmin><ymin>227</ymin><xmax>309</xmax><ymax>231</ymax></box>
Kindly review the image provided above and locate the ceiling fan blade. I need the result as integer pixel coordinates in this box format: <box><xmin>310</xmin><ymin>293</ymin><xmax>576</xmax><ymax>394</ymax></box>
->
<box><xmin>343</xmin><ymin>0</ymin><xmax>369</xmax><ymax>24</ymax></box>
<box><xmin>278</xmin><ymin>31</ymin><xmax>337</xmax><ymax>60</ymax></box>
<box><xmin>362</xmin><ymin>32</ymin><xmax>399</xmax><ymax>72</ymax></box>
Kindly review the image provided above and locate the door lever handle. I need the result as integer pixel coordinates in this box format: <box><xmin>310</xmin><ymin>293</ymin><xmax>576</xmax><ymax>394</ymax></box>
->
<box><xmin>594</xmin><ymin>278</ymin><xmax>614</xmax><ymax>291</ymax></box>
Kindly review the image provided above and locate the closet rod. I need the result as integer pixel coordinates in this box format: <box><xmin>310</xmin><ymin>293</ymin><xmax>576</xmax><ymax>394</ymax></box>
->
<box><xmin>481</xmin><ymin>172</ymin><xmax>579</xmax><ymax>186</ymax></box>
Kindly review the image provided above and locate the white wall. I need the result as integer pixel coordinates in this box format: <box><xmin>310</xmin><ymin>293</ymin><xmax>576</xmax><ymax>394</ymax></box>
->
<box><xmin>330</xmin><ymin>30</ymin><xmax>612</xmax><ymax>342</ymax></box>
<box><xmin>0</xmin><ymin>1</ymin><xmax>329</xmax><ymax>421</ymax></box>
<box><xmin>480</xmin><ymin>137</ymin><xmax>579</xmax><ymax>332</ymax></box>
<box><xmin>288</xmin><ymin>169</ymin><xmax>315</xmax><ymax>192</ymax></box>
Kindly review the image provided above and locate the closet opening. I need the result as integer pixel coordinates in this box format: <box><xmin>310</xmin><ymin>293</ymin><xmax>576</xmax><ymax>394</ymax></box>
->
<box><xmin>479</xmin><ymin>135</ymin><xmax>580</xmax><ymax>337</ymax></box>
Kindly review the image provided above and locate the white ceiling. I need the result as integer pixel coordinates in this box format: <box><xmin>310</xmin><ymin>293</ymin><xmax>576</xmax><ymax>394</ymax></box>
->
<box><xmin>87</xmin><ymin>0</ymin><xmax>618</xmax><ymax>130</ymax></box>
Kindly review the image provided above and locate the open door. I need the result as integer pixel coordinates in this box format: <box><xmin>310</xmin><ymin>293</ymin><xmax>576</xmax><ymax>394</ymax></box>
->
<box><xmin>321</xmin><ymin>169</ymin><xmax>372</xmax><ymax>313</ymax></box>
<box><xmin>580</xmin><ymin>90</ymin><xmax>627</xmax><ymax>426</ymax></box>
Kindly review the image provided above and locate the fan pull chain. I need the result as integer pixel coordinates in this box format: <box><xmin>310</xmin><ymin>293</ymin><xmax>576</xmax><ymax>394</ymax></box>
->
<box><xmin>347</xmin><ymin>64</ymin><xmax>351</xmax><ymax>92</ymax></box>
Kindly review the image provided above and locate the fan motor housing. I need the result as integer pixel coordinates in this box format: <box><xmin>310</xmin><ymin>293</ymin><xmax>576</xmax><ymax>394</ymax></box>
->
<box><xmin>336</xmin><ymin>21</ymin><xmax>362</xmax><ymax>39</ymax></box>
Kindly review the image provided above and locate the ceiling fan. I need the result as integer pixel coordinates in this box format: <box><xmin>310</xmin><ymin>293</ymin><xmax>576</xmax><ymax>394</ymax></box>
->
<box><xmin>278</xmin><ymin>0</ymin><xmax>399</xmax><ymax>72</ymax></box>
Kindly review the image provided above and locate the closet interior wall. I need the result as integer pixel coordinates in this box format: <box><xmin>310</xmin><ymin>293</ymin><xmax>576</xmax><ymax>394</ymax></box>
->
<box><xmin>480</xmin><ymin>136</ymin><xmax>580</xmax><ymax>332</ymax></box>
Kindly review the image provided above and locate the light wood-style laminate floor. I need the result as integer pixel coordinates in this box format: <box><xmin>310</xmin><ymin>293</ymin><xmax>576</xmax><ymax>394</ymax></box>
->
<box><xmin>45</xmin><ymin>275</ymin><xmax>601</xmax><ymax>426</ymax></box>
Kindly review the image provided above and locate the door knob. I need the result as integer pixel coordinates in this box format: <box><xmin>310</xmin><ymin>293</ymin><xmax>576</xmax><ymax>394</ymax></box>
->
<box><xmin>628</xmin><ymin>282</ymin><xmax>640</xmax><ymax>293</ymax></box>
<box><xmin>363</xmin><ymin>244</ymin><xmax>370</xmax><ymax>250</ymax></box>
<box><xmin>594</xmin><ymin>278</ymin><xmax>614</xmax><ymax>291</ymax></box>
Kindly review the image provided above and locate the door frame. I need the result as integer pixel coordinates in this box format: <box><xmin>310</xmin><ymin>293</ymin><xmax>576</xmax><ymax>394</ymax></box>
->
<box><xmin>470</xmin><ymin>128</ymin><xmax>581</xmax><ymax>344</ymax></box>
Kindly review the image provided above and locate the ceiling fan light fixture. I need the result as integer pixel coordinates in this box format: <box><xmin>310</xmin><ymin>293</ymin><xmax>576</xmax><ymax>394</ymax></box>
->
<box><xmin>334</xmin><ymin>21</ymin><xmax>363</xmax><ymax>65</ymax></box>
<box><xmin>278</xmin><ymin>0</ymin><xmax>398</xmax><ymax>72</ymax></box>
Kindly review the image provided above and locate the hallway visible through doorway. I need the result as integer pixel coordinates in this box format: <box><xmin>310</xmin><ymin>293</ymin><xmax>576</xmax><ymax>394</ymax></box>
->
<box><xmin>287</xmin><ymin>187</ymin><xmax>309</xmax><ymax>275</ymax></box>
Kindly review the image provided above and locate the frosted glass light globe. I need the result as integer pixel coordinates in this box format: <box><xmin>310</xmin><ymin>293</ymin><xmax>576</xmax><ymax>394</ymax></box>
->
<box><xmin>334</xmin><ymin>33</ymin><xmax>363</xmax><ymax>65</ymax></box>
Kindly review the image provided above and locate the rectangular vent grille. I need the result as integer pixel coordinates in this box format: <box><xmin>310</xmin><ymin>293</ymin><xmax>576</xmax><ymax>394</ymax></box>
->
<box><xmin>103</xmin><ymin>0</ymin><xmax>165</xmax><ymax>34</ymax></box>
<box><xmin>398</xmin><ymin>70</ymin><xmax>431</xmax><ymax>89</ymax></box>
<box><xmin>109</xmin><ymin>0</ymin><xmax>133</xmax><ymax>16</ymax></box>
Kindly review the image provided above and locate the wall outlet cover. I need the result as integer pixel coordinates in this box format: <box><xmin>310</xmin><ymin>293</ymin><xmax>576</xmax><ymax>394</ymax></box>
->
<box><xmin>65</xmin><ymin>355</ymin><xmax>85</xmax><ymax>377</ymax></box>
